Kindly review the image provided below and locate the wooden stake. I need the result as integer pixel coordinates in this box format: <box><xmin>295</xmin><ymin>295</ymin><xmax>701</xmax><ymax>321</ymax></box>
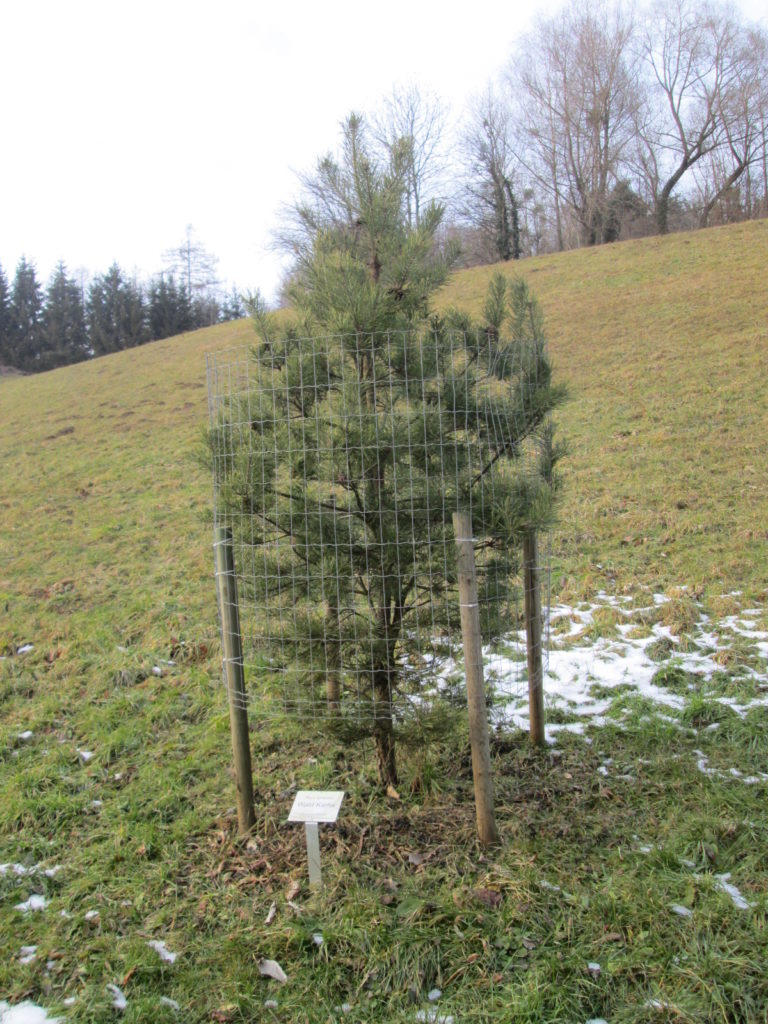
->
<box><xmin>214</xmin><ymin>526</ymin><xmax>256</xmax><ymax>833</ymax></box>
<box><xmin>523</xmin><ymin>530</ymin><xmax>546</xmax><ymax>746</ymax></box>
<box><xmin>453</xmin><ymin>512</ymin><xmax>499</xmax><ymax>846</ymax></box>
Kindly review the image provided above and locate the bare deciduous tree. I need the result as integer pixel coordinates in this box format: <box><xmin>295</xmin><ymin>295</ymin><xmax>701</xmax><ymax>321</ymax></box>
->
<box><xmin>372</xmin><ymin>84</ymin><xmax>449</xmax><ymax>229</ymax></box>
<box><xmin>163</xmin><ymin>224</ymin><xmax>220</xmax><ymax>316</ymax></box>
<box><xmin>639</xmin><ymin>0</ymin><xmax>768</xmax><ymax>233</ymax></box>
<box><xmin>458</xmin><ymin>86</ymin><xmax>524</xmax><ymax>262</ymax></box>
<box><xmin>508</xmin><ymin>0</ymin><xmax>640</xmax><ymax>247</ymax></box>
<box><xmin>691</xmin><ymin>22</ymin><xmax>768</xmax><ymax>226</ymax></box>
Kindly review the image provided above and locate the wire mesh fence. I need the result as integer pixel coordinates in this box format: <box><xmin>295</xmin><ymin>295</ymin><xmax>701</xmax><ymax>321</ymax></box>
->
<box><xmin>206</xmin><ymin>326</ymin><xmax>553</xmax><ymax>732</ymax></box>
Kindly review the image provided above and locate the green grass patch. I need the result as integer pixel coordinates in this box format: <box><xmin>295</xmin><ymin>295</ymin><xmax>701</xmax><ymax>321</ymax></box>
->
<box><xmin>2</xmin><ymin>224</ymin><xmax>768</xmax><ymax>1020</ymax></box>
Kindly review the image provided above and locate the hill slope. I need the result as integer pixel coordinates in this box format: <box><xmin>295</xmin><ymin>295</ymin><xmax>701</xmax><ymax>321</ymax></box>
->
<box><xmin>1</xmin><ymin>221</ymin><xmax>767</xmax><ymax>1022</ymax></box>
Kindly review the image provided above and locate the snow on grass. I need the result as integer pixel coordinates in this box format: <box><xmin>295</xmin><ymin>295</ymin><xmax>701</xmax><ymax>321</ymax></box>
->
<box><xmin>106</xmin><ymin>985</ymin><xmax>127</xmax><ymax>1011</ymax></box>
<box><xmin>148</xmin><ymin>939</ymin><xmax>178</xmax><ymax>963</ymax></box>
<box><xmin>0</xmin><ymin>1003</ymin><xmax>61</xmax><ymax>1024</ymax></box>
<box><xmin>0</xmin><ymin>862</ymin><xmax>60</xmax><ymax>879</ymax></box>
<box><xmin>415</xmin><ymin>1011</ymin><xmax>454</xmax><ymax>1024</ymax></box>
<box><xmin>1</xmin><ymin>864</ymin><xmax>33</xmax><ymax>877</ymax></box>
<box><xmin>13</xmin><ymin>894</ymin><xmax>48</xmax><ymax>913</ymax></box>
<box><xmin>670</xmin><ymin>904</ymin><xmax>693</xmax><ymax>918</ymax></box>
<box><xmin>695</xmin><ymin>751</ymin><xmax>768</xmax><ymax>786</ymax></box>
<box><xmin>437</xmin><ymin>591</ymin><xmax>768</xmax><ymax>744</ymax></box>
<box><xmin>714</xmin><ymin>873</ymin><xmax>755</xmax><ymax>910</ymax></box>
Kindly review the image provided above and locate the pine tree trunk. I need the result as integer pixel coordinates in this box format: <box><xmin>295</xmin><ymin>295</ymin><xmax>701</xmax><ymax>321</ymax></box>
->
<box><xmin>326</xmin><ymin>606</ymin><xmax>341</xmax><ymax>712</ymax></box>
<box><xmin>372</xmin><ymin>666</ymin><xmax>398</xmax><ymax>788</ymax></box>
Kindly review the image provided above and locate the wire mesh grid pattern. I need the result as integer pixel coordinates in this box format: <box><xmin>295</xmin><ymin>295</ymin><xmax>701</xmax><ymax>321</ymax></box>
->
<box><xmin>207</xmin><ymin>327</ymin><xmax>551</xmax><ymax>727</ymax></box>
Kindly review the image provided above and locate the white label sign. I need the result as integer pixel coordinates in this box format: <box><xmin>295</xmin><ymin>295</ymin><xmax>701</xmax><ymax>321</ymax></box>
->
<box><xmin>288</xmin><ymin>790</ymin><xmax>345</xmax><ymax>823</ymax></box>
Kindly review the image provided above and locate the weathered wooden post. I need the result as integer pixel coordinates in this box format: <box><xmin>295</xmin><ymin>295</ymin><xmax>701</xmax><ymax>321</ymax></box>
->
<box><xmin>214</xmin><ymin>526</ymin><xmax>256</xmax><ymax>833</ymax></box>
<box><xmin>453</xmin><ymin>511</ymin><xmax>500</xmax><ymax>846</ymax></box>
<box><xmin>523</xmin><ymin>530</ymin><xmax>546</xmax><ymax>746</ymax></box>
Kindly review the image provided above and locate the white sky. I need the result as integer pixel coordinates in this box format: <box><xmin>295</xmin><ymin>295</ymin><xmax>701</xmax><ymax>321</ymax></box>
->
<box><xmin>1</xmin><ymin>0</ymin><xmax>765</xmax><ymax>303</ymax></box>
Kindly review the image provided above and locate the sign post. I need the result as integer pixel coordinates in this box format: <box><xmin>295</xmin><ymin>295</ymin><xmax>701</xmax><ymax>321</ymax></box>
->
<box><xmin>288</xmin><ymin>791</ymin><xmax>345</xmax><ymax>888</ymax></box>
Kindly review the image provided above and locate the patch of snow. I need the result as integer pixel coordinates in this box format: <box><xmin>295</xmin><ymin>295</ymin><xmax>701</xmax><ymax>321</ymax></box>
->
<box><xmin>714</xmin><ymin>873</ymin><xmax>754</xmax><ymax>910</ymax></box>
<box><xmin>17</xmin><ymin>644</ymin><xmax>34</xmax><ymax>655</ymax></box>
<box><xmin>415</xmin><ymin>1011</ymin><xmax>454</xmax><ymax>1024</ymax></box>
<box><xmin>587</xmin><ymin>961</ymin><xmax>601</xmax><ymax>975</ymax></box>
<box><xmin>148</xmin><ymin>940</ymin><xmax>178</xmax><ymax>963</ymax></box>
<box><xmin>0</xmin><ymin>1002</ymin><xmax>61</xmax><ymax>1024</ymax></box>
<box><xmin>539</xmin><ymin>880</ymin><xmax>561</xmax><ymax>893</ymax></box>
<box><xmin>311</xmin><ymin>932</ymin><xmax>323</xmax><ymax>947</ymax></box>
<box><xmin>159</xmin><ymin>997</ymin><xmax>180</xmax><ymax>1011</ymax></box>
<box><xmin>17</xmin><ymin>731</ymin><xmax>34</xmax><ymax>741</ymax></box>
<box><xmin>670</xmin><ymin>904</ymin><xmax>693</xmax><ymax>918</ymax></box>
<box><xmin>721</xmin><ymin>616</ymin><xmax>768</xmax><ymax>640</ymax></box>
<box><xmin>85</xmin><ymin>910</ymin><xmax>100</xmax><ymax>922</ymax></box>
<box><xmin>1</xmin><ymin>863</ymin><xmax>32</xmax><ymax>877</ymax></box>
<box><xmin>77</xmin><ymin>749</ymin><xmax>94</xmax><ymax>763</ymax></box>
<box><xmin>18</xmin><ymin>946</ymin><xmax>38</xmax><ymax>965</ymax></box>
<box><xmin>106</xmin><ymin>985</ymin><xmax>127</xmax><ymax>1011</ymax></box>
<box><xmin>427</xmin><ymin>988</ymin><xmax>442</xmax><ymax>1001</ymax></box>
<box><xmin>695</xmin><ymin>751</ymin><xmax>768</xmax><ymax>785</ymax></box>
<box><xmin>264</xmin><ymin>1000</ymin><xmax>278</xmax><ymax>1010</ymax></box>
<box><xmin>14</xmin><ymin>894</ymin><xmax>48</xmax><ymax>913</ymax></box>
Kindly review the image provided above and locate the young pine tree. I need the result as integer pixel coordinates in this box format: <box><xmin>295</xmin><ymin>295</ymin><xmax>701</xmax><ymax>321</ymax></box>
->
<box><xmin>211</xmin><ymin>115</ymin><xmax>564</xmax><ymax>787</ymax></box>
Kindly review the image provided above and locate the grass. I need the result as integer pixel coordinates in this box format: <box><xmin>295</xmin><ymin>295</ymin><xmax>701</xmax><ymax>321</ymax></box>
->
<box><xmin>2</xmin><ymin>222</ymin><xmax>768</xmax><ymax>1022</ymax></box>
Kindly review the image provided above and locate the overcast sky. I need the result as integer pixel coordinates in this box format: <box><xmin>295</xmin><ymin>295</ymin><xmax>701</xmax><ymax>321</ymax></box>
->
<box><xmin>1</xmin><ymin>0</ymin><xmax>765</xmax><ymax>303</ymax></box>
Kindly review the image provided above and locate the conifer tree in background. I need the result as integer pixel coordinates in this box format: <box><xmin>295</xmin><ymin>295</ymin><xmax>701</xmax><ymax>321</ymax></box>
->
<box><xmin>8</xmin><ymin>258</ymin><xmax>44</xmax><ymax>371</ymax></box>
<box><xmin>211</xmin><ymin>115</ymin><xmax>565</xmax><ymax>787</ymax></box>
<box><xmin>87</xmin><ymin>264</ymin><xmax>148</xmax><ymax>355</ymax></box>
<box><xmin>0</xmin><ymin>262</ymin><xmax>10</xmax><ymax>366</ymax></box>
<box><xmin>148</xmin><ymin>274</ymin><xmax>193</xmax><ymax>340</ymax></box>
<box><xmin>41</xmin><ymin>262</ymin><xmax>89</xmax><ymax>370</ymax></box>
<box><xmin>219</xmin><ymin>286</ymin><xmax>246</xmax><ymax>322</ymax></box>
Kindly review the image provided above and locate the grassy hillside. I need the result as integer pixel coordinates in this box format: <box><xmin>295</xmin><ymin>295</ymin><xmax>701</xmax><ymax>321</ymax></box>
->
<box><xmin>1</xmin><ymin>222</ymin><xmax>767</xmax><ymax>1023</ymax></box>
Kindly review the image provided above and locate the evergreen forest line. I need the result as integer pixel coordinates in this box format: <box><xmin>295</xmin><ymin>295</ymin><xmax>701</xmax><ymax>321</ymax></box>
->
<box><xmin>0</xmin><ymin>257</ymin><xmax>245</xmax><ymax>375</ymax></box>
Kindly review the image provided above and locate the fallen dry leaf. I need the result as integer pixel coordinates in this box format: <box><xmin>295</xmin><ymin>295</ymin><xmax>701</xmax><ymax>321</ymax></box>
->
<box><xmin>386</xmin><ymin>784</ymin><xmax>400</xmax><ymax>800</ymax></box>
<box><xmin>211</xmin><ymin>1005</ymin><xmax>237</xmax><ymax>1022</ymax></box>
<box><xmin>258</xmin><ymin>958</ymin><xmax>288</xmax><ymax>984</ymax></box>
<box><xmin>285</xmin><ymin>880</ymin><xmax>300</xmax><ymax>901</ymax></box>
<box><xmin>474</xmin><ymin>887</ymin><xmax>502</xmax><ymax>909</ymax></box>
<box><xmin>264</xmin><ymin>902</ymin><xmax>277</xmax><ymax>925</ymax></box>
